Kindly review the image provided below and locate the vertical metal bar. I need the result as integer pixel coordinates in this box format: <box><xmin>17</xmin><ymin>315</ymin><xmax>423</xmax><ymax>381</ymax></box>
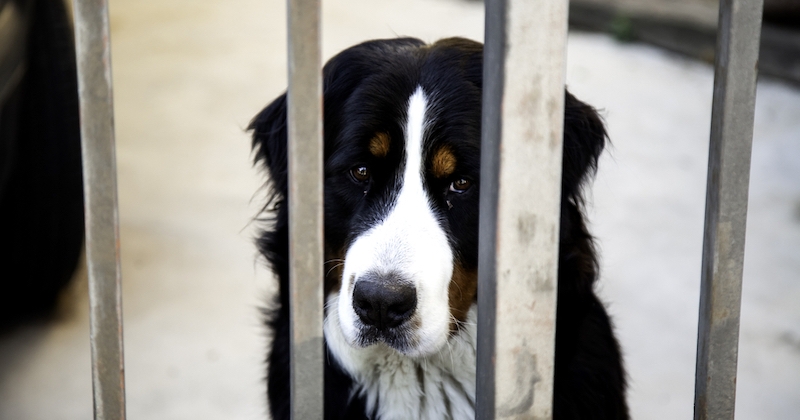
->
<box><xmin>71</xmin><ymin>1</ymin><xmax>126</xmax><ymax>419</ymax></box>
<box><xmin>286</xmin><ymin>0</ymin><xmax>324</xmax><ymax>418</ymax></box>
<box><xmin>477</xmin><ymin>0</ymin><xmax>569</xmax><ymax>418</ymax></box>
<box><xmin>693</xmin><ymin>0</ymin><xmax>763</xmax><ymax>419</ymax></box>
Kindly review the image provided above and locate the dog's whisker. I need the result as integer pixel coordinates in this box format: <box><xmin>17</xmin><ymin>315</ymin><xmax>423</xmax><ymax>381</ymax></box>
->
<box><xmin>326</xmin><ymin>262</ymin><xmax>345</xmax><ymax>277</ymax></box>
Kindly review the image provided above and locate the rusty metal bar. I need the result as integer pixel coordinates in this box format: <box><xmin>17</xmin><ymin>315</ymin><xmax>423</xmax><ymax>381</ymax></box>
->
<box><xmin>285</xmin><ymin>0</ymin><xmax>324</xmax><ymax>418</ymax></box>
<box><xmin>693</xmin><ymin>0</ymin><xmax>763</xmax><ymax>419</ymax></box>
<box><xmin>71</xmin><ymin>0</ymin><xmax>126</xmax><ymax>419</ymax></box>
<box><xmin>477</xmin><ymin>0</ymin><xmax>569</xmax><ymax>418</ymax></box>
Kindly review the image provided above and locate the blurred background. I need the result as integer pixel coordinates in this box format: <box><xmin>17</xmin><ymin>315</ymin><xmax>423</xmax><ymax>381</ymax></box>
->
<box><xmin>0</xmin><ymin>0</ymin><xmax>798</xmax><ymax>419</ymax></box>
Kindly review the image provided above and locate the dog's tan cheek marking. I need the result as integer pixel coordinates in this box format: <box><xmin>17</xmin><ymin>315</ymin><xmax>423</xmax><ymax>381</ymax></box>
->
<box><xmin>369</xmin><ymin>132</ymin><xmax>391</xmax><ymax>158</ymax></box>
<box><xmin>448</xmin><ymin>262</ymin><xmax>478</xmax><ymax>333</ymax></box>
<box><xmin>431</xmin><ymin>145</ymin><xmax>457</xmax><ymax>178</ymax></box>
<box><xmin>324</xmin><ymin>246</ymin><xmax>346</xmax><ymax>297</ymax></box>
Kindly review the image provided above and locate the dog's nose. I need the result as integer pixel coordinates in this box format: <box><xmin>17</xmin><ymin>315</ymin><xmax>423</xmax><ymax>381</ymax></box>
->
<box><xmin>352</xmin><ymin>276</ymin><xmax>416</xmax><ymax>330</ymax></box>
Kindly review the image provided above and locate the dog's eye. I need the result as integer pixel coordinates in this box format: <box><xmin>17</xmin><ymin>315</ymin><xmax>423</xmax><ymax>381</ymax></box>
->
<box><xmin>449</xmin><ymin>178</ymin><xmax>472</xmax><ymax>193</ymax></box>
<box><xmin>350</xmin><ymin>166</ymin><xmax>371</xmax><ymax>183</ymax></box>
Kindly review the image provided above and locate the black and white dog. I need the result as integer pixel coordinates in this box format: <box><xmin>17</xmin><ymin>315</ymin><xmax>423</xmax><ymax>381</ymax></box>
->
<box><xmin>250</xmin><ymin>37</ymin><xmax>628</xmax><ymax>420</ymax></box>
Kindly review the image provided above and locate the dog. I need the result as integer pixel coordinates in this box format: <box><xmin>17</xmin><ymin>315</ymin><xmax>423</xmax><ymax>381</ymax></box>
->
<box><xmin>250</xmin><ymin>37</ymin><xmax>628</xmax><ymax>420</ymax></box>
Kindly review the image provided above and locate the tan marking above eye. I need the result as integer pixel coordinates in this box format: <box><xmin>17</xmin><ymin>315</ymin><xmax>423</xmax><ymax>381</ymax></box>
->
<box><xmin>369</xmin><ymin>132</ymin><xmax>391</xmax><ymax>158</ymax></box>
<box><xmin>431</xmin><ymin>145</ymin><xmax>457</xmax><ymax>178</ymax></box>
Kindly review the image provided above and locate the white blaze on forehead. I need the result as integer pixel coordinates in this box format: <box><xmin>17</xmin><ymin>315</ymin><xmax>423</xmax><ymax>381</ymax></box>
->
<box><xmin>404</xmin><ymin>88</ymin><xmax>427</xmax><ymax>191</ymax></box>
<box><xmin>334</xmin><ymin>86</ymin><xmax>454</xmax><ymax>357</ymax></box>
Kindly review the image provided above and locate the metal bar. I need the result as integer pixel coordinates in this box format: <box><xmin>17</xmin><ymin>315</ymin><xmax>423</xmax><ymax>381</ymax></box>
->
<box><xmin>477</xmin><ymin>0</ymin><xmax>569</xmax><ymax>418</ymax></box>
<box><xmin>71</xmin><ymin>0</ymin><xmax>126</xmax><ymax>419</ymax></box>
<box><xmin>286</xmin><ymin>0</ymin><xmax>324</xmax><ymax>418</ymax></box>
<box><xmin>693</xmin><ymin>0</ymin><xmax>763</xmax><ymax>418</ymax></box>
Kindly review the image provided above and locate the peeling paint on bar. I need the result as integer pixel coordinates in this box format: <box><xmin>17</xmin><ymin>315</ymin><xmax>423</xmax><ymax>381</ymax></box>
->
<box><xmin>694</xmin><ymin>0</ymin><xmax>763</xmax><ymax>419</ymax></box>
<box><xmin>71</xmin><ymin>1</ymin><xmax>126</xmax><ymax>419</ymax></box>
<box><xmin>477</xmin><ymin>0</ymin><xmax>569</xmax><ymax>419</ymax></box>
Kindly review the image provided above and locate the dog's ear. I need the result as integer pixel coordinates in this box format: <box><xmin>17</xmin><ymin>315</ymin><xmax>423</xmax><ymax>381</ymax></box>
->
<box><xmin>562</xmin><ymin>91</ymin><xmax>607</xmax><ymax>201</ymax></box>
<box><xmin>249</xmin><ymin>93</ymin><xmax>288</xmax><ymax>201</ymax></box>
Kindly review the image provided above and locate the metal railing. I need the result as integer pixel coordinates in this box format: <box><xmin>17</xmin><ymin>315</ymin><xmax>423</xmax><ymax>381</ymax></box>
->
<box><xmin>71</xmin><ymin>0</ymin><xmax>763</xmax><ymax>419</ymax></box>
<box><xmin>694</xmin><ymin>1</ymin><xmax>763</xmax><ymax>419</ymax></box>
<box><xmin>285</xmin><ymin>0</ymin><xmax>325</xmax><ymax>418</ymax></box>
<box><xmin>477</xmin><ymin>0</ymin><xmax>569</xmax><ymax>417</ymax></box>
<box><xmin>72</xmin><ymin>1</ymin><xmax>126</xmax><ymax>419</ymax></box>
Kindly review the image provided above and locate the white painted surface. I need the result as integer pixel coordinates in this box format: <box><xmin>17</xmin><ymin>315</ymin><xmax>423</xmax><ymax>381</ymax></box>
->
<box><xmin>0</xmin><ymin>0</ymin><xmax>797</xmax><ymax>419</ymax></box>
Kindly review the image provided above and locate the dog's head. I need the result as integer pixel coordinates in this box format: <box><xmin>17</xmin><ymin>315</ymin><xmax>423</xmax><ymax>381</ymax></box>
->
<box><xmin>250</xmin><ymin>37</ymin><xmax>605</xmax><ymax>359</ymax></box>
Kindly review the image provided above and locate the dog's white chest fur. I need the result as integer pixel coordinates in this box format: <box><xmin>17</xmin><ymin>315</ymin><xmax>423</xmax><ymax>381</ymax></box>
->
<box><xmin>326</xmin><ymin>299</ymin><xmax>477</xmax><ymax>420</ymax></box>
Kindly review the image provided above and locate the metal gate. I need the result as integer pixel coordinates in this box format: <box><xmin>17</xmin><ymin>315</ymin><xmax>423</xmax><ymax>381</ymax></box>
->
<box><xmin>71</xmin><ymin>0</ymin><xmax>764</xmax><ymax>418</ymax></box>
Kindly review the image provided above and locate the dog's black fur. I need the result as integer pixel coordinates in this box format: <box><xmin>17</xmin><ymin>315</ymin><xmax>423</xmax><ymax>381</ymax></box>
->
<box><xmin>250</xmin><ymin>37</ymin><xmax>628</xmax><ymax>420</ymax></box>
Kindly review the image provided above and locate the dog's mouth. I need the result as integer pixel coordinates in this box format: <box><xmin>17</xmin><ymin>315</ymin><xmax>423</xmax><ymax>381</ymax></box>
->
<box><xmin>354</xmin><ymin>322</ymin><xmax>418</xmax><ymax>353</ymax></box>
<box><xmin>337</xmin><ymin>304</ymin><xmax>454</xmax><ymax>360</ymax></box>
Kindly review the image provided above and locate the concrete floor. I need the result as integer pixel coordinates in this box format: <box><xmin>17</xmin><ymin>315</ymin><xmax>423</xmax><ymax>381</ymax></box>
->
<box><xmin>0</xmin><ymin>0</ymin><xmax>798</xmax><ymax>419</ymax></box>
